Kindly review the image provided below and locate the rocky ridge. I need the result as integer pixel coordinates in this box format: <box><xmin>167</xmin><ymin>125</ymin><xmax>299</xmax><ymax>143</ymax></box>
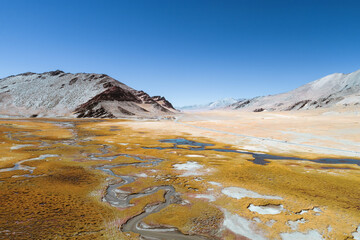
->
<box><xmin>230</xmin><ymin>69</ymin><xmax>360</xmax><ymax>112</ymax></box>
<box><xmin>0</xmin><ymin>70</ymin><xmax>177</xmax><ymax>118</ymax></box>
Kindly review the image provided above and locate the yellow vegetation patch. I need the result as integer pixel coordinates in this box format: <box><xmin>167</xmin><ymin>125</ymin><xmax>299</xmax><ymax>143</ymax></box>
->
<box><xmin>0</xmin><ymin>118</ymin><xmax>359</xmax><ymax>239</ymax></box>
<box><xmin>143</xmin><ymin>200</ymin><xmax>224</xmax><ymax>238</ymax></box>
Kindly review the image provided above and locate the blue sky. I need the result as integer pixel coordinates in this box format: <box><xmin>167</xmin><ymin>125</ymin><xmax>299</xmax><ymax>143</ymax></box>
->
<box><xmin>1</xmin><ymin>0</ymin><xmax>360</xmax><ymax>106</ymax></box>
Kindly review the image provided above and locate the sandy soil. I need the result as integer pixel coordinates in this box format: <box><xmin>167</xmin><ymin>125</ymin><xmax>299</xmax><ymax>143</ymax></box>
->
<box><xmin>116</xmin><ymin>107</ymin><xmax>360</xmax><ymax>159</ymax></box>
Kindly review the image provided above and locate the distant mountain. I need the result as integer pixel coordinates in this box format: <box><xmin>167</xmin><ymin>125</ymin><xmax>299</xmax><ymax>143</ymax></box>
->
<box><xmin>179</xmin><ymin>98</ymin><xmax>241</xmax><ymax>111</ymax></box>
<box><xmin>230</xmin><ymin>69</ymin><xmax>360</xmax><ymax>112</ymax></box>
<box><xmin>0</xmin><ymin>70</ymin><xmax>177</xmax><ymax>118</ymax></box>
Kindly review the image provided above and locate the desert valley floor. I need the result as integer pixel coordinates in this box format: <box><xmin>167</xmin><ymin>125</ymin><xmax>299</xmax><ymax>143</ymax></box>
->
<box><xmin>0</xmin><ymin>109</ymin><xmax>360</xmax><ymax>240</ymax></box>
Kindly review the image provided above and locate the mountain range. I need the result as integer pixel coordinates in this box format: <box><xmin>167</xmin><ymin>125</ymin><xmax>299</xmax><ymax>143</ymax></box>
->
<box><xmin>179</xmin><ymin>98</ymin><xmax>241</xmax><ymax>111</ymax></box>
<box><xmin>1</xmin><ymin>68</ymin><xmax>359</xmax><ymax>118</ymax></box>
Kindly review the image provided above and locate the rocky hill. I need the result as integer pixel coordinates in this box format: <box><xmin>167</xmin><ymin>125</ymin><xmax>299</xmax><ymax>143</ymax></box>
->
<box><xmin>230</xmin><ymin>69</ymin><xmax>360</xmax><ymax>112</ymax></box>
<box><xmin>0</xmin><ymin>70</ymin><xmax>177</xmax><ymax>118</ymax></box>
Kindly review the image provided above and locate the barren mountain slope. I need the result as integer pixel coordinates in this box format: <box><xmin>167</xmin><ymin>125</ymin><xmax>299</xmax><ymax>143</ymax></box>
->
<box><xmin>0</xmin><ymin>70</ymin><xmax>176</xmax><ymax>118</ymax></box>
<box><xmin>231</xmin><ymin>69</ymin><xmax>360</xmax><ymax>111</ymax></box>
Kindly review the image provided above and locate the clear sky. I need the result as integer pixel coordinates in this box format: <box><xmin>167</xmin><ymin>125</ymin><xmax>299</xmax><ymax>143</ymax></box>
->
<box><xmin>1</xmin><ymin>0</ymin><xmax>360</xmax><ymax>106</ymax></box>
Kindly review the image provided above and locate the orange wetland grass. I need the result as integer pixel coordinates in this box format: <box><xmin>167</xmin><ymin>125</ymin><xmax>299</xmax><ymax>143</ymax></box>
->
<box><xmin>0</xmin><ymin>118</ymin><xmax>359</xmax><ymax>239</ymax></box>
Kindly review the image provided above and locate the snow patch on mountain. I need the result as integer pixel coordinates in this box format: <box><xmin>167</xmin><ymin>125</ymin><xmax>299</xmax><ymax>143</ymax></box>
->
<box><xmin>179</xmin><ymin>97</ymin><xmax>242</xmax><ymax>111</ymax></box>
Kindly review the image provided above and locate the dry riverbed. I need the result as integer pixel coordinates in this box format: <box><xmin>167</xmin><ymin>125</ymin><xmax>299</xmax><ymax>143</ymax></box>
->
<box><xmin>0</xmin><ymin>115</ymin><xmax>359</xmax><ymax>239</ymax></box>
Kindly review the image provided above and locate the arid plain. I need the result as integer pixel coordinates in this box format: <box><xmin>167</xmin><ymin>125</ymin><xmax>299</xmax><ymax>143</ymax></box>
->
<box><xmin>0</xmin><ymin>108</ymin><xmax>360</xmax><ymax>239</ymax></box>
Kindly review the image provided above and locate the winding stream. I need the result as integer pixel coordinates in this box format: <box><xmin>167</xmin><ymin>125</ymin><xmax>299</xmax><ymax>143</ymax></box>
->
<box><xmin>95</xmin><ymin>155</ymin><xmax>207</xmax><ymax>239</ymax></box>
<box><xmin>0</xmin><ymin>154</ymin><xmax>59</xmax><ymax>177</ymax></box>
